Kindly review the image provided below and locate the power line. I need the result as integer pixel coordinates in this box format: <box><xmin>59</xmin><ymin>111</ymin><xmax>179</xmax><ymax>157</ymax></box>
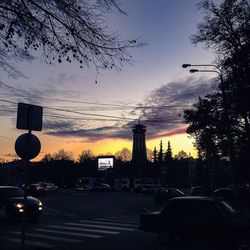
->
<box><xmin>0</xmin><ymin>92</ymin><xmax>190</xmax><ymax>109</ymax></box>
<box><xmin>44</xmin><ymin>106</ymin><xmax>134</xmax><ymax>121</ymax></box>
<box><xmin>0</xmin><ymin>100</ymin><xmax>184</xmax><ymax>124</ymax></box>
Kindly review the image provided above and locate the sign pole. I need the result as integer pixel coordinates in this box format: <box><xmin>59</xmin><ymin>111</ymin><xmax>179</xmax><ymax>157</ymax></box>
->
<box><xmin>21</xmin><ymin>107</ymin><xmax>33</xmax><ymax>250</ymax></box>
<box><xmin>15</xmin><ymin>102</ymin><xmax>43</xmax><ymax>250</ymax></box>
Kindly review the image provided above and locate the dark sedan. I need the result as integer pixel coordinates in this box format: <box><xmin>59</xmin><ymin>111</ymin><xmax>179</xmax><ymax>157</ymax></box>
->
<box><xmin>140</xmin><ymin>196</ymin><xmax>250</xmax><ymax>249</ymax></box>
<box><xmin>154</xmin><ymin>188</ymin><xmax>185</xmax><ymax>206</ymax></box>
<box><xmin>27</xmin><ymin>183</ymin><xmax>46</xmax><ymax>197</ymax></box>
<box><xmin>90</xmin><ymin>183</ymin><xmax>113</xmax><ymax>192</ymax></box>
<box><xmin>213</xmin><ymin>187</ymin><xmax>250</xmax><ymax>209</ymax></box>
<box><xmin>0</xmin><ymin>186</ymin><xmax>43</xmax><ymax>220</ymax></box>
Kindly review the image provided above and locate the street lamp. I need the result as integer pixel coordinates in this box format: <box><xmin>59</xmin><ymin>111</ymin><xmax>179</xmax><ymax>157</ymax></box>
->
<box><xmin>182</xmin><ymin>63</ymin><xmax>237</xmax><ymax>191</ymax></box>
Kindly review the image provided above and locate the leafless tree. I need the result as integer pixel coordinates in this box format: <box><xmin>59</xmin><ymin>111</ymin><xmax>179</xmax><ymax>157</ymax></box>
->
<box><xmin>0</xmin><ymin>0</ymin><xmax>145</xmax><ymax>79</ymax></box>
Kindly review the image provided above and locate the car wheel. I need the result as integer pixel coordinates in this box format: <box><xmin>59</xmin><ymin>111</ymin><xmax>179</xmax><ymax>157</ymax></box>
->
<box><xmin>158</xmin><ymin>229</ymin><xmax>175</xmax><ymax>246</ymax></box>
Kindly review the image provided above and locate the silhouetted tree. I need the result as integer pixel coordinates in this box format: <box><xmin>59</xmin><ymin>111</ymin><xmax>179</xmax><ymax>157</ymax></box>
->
<box><xmin>41</xmin><ymin>153</ymin><xmax>53</xmax><ymax>162</ymax></box>
<box><xmin>192</xmin><ymin>0</ymin><xmax>249</xmax><ymax>65</ymax></box>
<box><xmin>0</xmin><ymin>0</ymin><xmax>145</xmax><ymax>78</ymax></box>
<box><xmin>158</xmin><ymin>140</ymin><xmax>163</xmax><ymax>163</ymax></box>
<box><xmin>146</xmin><ymin>148</ymin><xmax>153</xmax><ymax>162</ymax></box>
<box><xmin>78</xmin><ymin>150</ymin><xmax>95</xmax><ymax>163</ymax></box>
<box><xmin>184</xmin><ymin>94</ymin><xmax>223</xmax><ymax>159</ymax></box>
<box><xmin>115</xmin><ymin>147</ymin><xmax>132</xmax><ymax>162</ymax></box>
<box><xmin>189</xmin><ymin>0</ymin><xmax>250</xmax><ymax>184</ymax></box>
<box><xmin>164</xmin><ymin>141</ymin><xmax>173</xmax><ymax>161</ymax></box>
<box><xmin>174</xmin><ymin>150</ymin><xmax>189</xmax><ymax>160</ymax></box>
<box><xmin>152</xmin><ymin>147</ymin><xmax>158</xmax><ymax>164</ymax></box>
<box><xmin>53</xmin><ymin>149</ymin><xmax>73</xmax><ymax>161</ymax></box>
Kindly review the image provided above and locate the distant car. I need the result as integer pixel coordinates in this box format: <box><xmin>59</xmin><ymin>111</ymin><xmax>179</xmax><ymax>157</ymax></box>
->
<box><xmin>213</xmin><ymin>187</ymin><xmax>250</xmax><ymax>208</ymax></box>
<box><xmin>39</xmin><ymin>182</ymin><xmax>58</xmax><ymax>193</ymax></box>
<box><xmin>90</xmin><ymin>183</ymin><xmax>113</xmax><ymax>192</ymax></box>
<box><xmin>27</xmin><ymin>184</ymin><xmax>45</xmax><ymax>197</ymax></box>
<box><xmin>140</xmin><ymin>196</ymin><xmax>250</xmax><ymax>249</ymax></box>
<box><xmin>46</xmin><ymin>183</ymin><xmax>58</xmax><ymax>192</ymax></box>
<box><xmin>0</xmin><ymin>186</ymin><xmax>43</xmax><ymax>220</ymax></box>
<box><xmin>154</xmin><ymin>188</ymin><xmax>186</xmax><ymax>206</ymax></box>
<box><xmin>142</xmin><ymin>184</ymin><xmax>160</xmax><ymax>195</ymax></box>
<box><xmin>131</xmin><ymin>184</ymin><xmax>143</xmax><ymax>193</ymax></box>
<box><xmin>191</xmin><ymin>186</ymin><xmax>210</xmax><ymax>196</ymax></box>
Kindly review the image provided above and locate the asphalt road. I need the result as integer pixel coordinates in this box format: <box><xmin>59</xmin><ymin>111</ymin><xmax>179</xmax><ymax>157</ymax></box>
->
<box><xmin>0</xmin><ymin>190</ymin><xmax>236</xmax><ymax>250</ymax></box>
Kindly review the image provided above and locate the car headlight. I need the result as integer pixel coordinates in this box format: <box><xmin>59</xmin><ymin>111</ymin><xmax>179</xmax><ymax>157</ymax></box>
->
<box><xmin>38</xmin><ymin>200</ymin><xmax>43</xmax><ymax>206</ymax></box>
<box><xmin>15</xmin><ymin>202</ymin><xmax>24</xmax><ymax>208</ymax></box>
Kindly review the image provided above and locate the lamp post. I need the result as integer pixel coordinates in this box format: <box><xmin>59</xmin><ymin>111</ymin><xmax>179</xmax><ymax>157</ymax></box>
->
<box><xmin>182</xmin><ymin>64</ymin><xmax>237</xmax><ymax>191</ymax></box>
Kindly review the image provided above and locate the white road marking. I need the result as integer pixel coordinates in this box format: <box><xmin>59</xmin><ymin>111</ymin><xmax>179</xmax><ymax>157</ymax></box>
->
<box><xmin>80</xmin><ymin>220</ymin><xmax>137</xmax><ymax>227</ymax></box>
<box><xmin>10</xmin><ymin>231</ymin><xmax>82</xmax><ymax>243</ymax></box>
<box><xmin>48</xmin><ymin>225</ymin><xmax>120</xmax><ymax>235</ymax></box>
<box><xmin>35</xmin><ymin>228</ymin><xmax>102</xmax><ymax>238</ymax></box>
<box><xmin>94</xmin><ymin>218</ymin><xmax>138</xmax><ymax>224</ymax></box>
<box><xmin>65</xmin><ymin>222</ymin><xmax>135</xmax><ymax>231</ymax></box>
<box><xmin>1</xmin><ymin>236</ymin><xmax>56</xmax><ymax>248</ymax></box>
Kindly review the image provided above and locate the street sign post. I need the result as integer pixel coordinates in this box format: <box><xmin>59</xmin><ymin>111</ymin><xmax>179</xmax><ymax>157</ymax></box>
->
<box><xmin>16</xmin><ymin>103</ymin><xmax>43</xmax><ymax>131</ymax></box>
<box><xmin>15</xmin><ymin>102</ymin><xmax>43</xmax><ymax>250</ymax></box>
<box><xmin>15</xmin><ymin>133</ymin><xmax>41</xmax><ymax>160</ymax></box>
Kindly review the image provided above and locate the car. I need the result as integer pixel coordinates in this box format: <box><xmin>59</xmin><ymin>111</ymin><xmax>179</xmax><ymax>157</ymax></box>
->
<box><xmin>154</xmin><ymin>187</ymin><xmax>186</xmax><ymax>206</ymax></box>
<box><xmin>131</xmin><ymin>184</ymin><xmax>143</xmax><ymax>193</ymax></box>
<box><xmin>27</xmin><ymin>183</ymin><xmax>46</xmax><ymax>197</ymax></box>
<box><xmin>0</xmin><ymin>186</ymin><xmax>43</xmax><ymax>220</ymax></box>
<box><xmin>213</xmin><ymin>187</ymin><xmax>250</xmax><ymax>208</ymax></box>
<box><xmin>190</xmin><ymin>186</ymin><xmax>210</xmax><ymax>196</ymax></box>
<box><xmin>90</xmin><ymin>183</ymin><xmax>113</xmax><ymax>192</ymax></box>
<box><xmin>139</xmin><ymin>196</ymin><xmax>250</xmax><ymax>249</ymax></box>
<box><xmin>142</xmin><ymin>184</ymin><xmax>160</xmax><ymax>195</ymax></box>
<box><xmin>39</xmin><ymin>182</ymin><xmax>58</xmax><ymax>193</ymax></box>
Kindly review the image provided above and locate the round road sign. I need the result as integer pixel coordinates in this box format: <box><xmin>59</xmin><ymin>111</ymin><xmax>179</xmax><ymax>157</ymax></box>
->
<box><xmin>15</xmin><ymin>133</ymin><xmax>41</xmax><ymax>160</ymax></box>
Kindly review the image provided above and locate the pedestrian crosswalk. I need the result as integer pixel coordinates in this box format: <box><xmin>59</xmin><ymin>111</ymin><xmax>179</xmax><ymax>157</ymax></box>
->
<box><xmin>42</xmin><ymin>206</ymin><xmax>78</xmax><ymax>217</ymax></box>
<box><xmin>1</xmin><ymin>214</ymin><xmax>139</xmax><ymax>249</ymax></box>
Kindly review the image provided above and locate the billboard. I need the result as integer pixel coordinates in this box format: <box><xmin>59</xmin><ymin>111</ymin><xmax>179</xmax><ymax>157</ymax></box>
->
<box><xmin>98</xmin><ymin>157</ymin><xmax>114</xmax><ymax>171</ymax></box>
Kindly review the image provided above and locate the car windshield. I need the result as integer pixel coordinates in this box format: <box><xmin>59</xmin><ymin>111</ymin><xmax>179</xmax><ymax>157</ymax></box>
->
<box><xmin>218</xmin><ymin>200</ymin><xmax>238</xmax><ymax>216</ymax></box>
<box><xmin>0</xmin><ymin>188</ymin><xmax>24</xmax><ymax>198</ymax></box>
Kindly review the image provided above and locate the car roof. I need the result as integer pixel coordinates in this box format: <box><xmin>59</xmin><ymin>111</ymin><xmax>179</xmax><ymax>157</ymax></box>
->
<box><xmin>170</xmin><ymin>196</ymin><xmax>223</xmax><ymax>202</ymax></box>
<box><xmin>0</xmin><ymin>186</ymin><xmax>19</xmax><ymax>189</ymax></box>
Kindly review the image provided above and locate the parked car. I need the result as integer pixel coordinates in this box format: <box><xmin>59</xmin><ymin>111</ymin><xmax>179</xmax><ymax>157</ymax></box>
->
<box><xmin>39</xmin><ymin>182</ymin><xmax>58</xmax><ymax>193</ymax></box>
<box><xmin>131</xmin><ymin>184</ymin><xmax>143</xmax><ymax>193</ymax></box>
<box><xmin>190</xmin><ymin>186</ymin><xmax>210</xmax><ymax>196</ymax></box>
<box><xmin>213</xmin><ymin>187</ymin><xmax>250</xmax><ymax>208</ymax></box>
<box><xmin>142</xmin><ymin>184</ymin><xmax>160</xmax><ymax>195</ymax></box>
<box><xmin>139</xmin><ymin>196</ymin><xmax>250</xmax><ymax>249</ymax></box>
<box><xmin>154</xmin><ymin>188</ymin><xmax>186</xmax><ymax>206</ymax></box>
<box><xmin>27</xmin><ymin>183</ymin><xmax>46</xmax><ymax>197</ymax></box>
<box><xmin>0</xmin><ymin>186</ymin><xmax>43</xmax><ymax>220</ymax></box>
<box><xmin>90</xmin><ymin>183</ymin><xmax>113</xmax><ymax>192</ymax></box>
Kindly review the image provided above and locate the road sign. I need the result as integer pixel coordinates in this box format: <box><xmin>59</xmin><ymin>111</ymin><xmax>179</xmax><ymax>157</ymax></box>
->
<box><xmin>16</xmin><ymin>103</ymin><xmax>43</xmax><ymax>131</ymax></box>
<box><xmin>15</xmin><ymin>133</ymin><xmax>41</xmax><ymax>160</ymax></box>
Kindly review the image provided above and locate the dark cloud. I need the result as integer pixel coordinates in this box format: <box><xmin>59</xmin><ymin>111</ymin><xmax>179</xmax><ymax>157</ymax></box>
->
<box><xmin>41</xmin><ymin>76</ymin><xmax>216</xmax><ymax>142</ymax></box>
<box><xmin>127</xmin><ymin>76</ymin><xmax>216</xmax><ymax>140</ymax></box>
<box><xmin>44</xmin><ymin>120</ymin><xmax>131</xmax><ymax>141</ymax></box>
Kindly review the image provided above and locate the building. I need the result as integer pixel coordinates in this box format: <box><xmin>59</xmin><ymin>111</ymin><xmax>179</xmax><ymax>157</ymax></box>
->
<box><xmin>132</xmin><ymin>123</ymin><xmax>147</xmax><ymax>176</ymax></box>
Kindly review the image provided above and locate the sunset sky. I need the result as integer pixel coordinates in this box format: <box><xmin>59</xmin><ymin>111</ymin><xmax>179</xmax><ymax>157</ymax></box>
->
<box><xmin>0</xmin><ymin>0</ymin><xmax>219</xmax><ymax>161</ymax></box>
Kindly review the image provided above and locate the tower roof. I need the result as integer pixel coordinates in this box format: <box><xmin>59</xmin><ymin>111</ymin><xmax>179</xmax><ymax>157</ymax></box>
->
<box><xmin>132</xmin><ymin>124</ymin><xmax>146</xmax><ymax>130</ymax></box>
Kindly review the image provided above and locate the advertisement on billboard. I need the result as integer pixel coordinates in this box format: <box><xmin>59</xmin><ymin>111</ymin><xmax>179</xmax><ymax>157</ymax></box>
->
<box><xmin>98</xmin><ymin>157</ymin><xmax>114</xmax><ymax>171</ymax></box>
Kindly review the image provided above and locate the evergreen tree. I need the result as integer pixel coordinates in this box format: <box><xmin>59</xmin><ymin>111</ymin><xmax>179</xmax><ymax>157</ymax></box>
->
<box><xmin>153</xmin><ymin>146</ymin><xmax>158</xmax><ymax>163</ymax></box>
<box><xmin>158</xmin><ymin>140</ymin><xmax>163</xmax><ymax>163</ymax></box>
<box><xmin>165</xmin><ymin>141</ymin><xmax>173</xmax><ymax>161</ymax></box>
